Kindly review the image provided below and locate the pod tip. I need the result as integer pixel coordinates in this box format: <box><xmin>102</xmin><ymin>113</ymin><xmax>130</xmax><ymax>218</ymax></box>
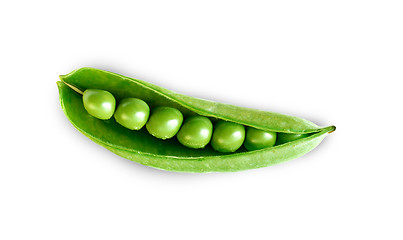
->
<box><xmin>328</xmin><ymin>125</ymin><xmax>336</xmax><ymax>134</ymax></box>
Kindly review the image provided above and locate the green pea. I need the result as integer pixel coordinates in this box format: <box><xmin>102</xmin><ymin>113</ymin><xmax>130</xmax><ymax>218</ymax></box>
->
<box><xmin>211</xmin><ymin>121</ymin><xmax>245</xmax><ymax>153</ymax></box>
<box><xmin>146</xmin><ymin>106</ymin><xmax>183</xmax><ymax>140</ymax></box>
<box><xmin>59</xmin><ymin>67</ymin><xmax>336</xmax><ymax>172</ymax></box>
<box><xmin>114</xmin><ymin>98</ymin><xmax>150</xmax><ymax>130</ymax></box>
<box><xmin>177</xmin><ymin>116</ymin><xmax>213</xmax><ymax>149</ymax></box>
<box><xmin>82</xmin><ymin>89</ymin><xmax>116</xmax><ymax>120</ymax></box>
<box><xmin>276</xmin><ymin>132</ymin><xmax>310</xmax><ymax>145</ymax></box>
<box><xmin>244</xmin><ymin>127</ymin><xmax>277</xmax><ymax>151</ymax></box>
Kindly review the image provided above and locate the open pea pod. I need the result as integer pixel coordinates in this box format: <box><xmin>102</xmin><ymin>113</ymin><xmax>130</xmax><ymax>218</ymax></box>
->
<box><xmin>57</xmin><ymin>67</ymin><xmax>335</xmax><ymax>172</ymax></box>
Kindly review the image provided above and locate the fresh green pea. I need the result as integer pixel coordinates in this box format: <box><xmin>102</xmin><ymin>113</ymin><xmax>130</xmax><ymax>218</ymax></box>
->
<box><xmin>276</xmin><ymin>132</ymin><xmax>310</xmax><ymax>145</ymax></box>
<box><xmin>146</xmin><ymin>106</ymin><xmax>183</xmax><ymax>140</ymax></box>
<box><xmin>177</xmin><ymin>116</ymin><xmax>213</xmax><ymax>149</ymax></box>
<box><xmin>82</xmin><ymin>89</ymin><xmax>116</xmax><ymax>120</ymax></box>
<box><xmin>114</xmin><ymin>98</ymin><xmax>150</xmax><ymax>130</ymax></box>
<box><xmin>59</xmin><ymin>67</ymin><xmax>336</xmax><ymax>172</ymax></box>
<box><xmin>244</xmin><ymin>127</ymin><xmax>277</xmax><ymax>151</ymax></box>
<box><xmin>211</xmin><ymin>121</ymin><xmax>245</xmax><ymax>153</ymax></box>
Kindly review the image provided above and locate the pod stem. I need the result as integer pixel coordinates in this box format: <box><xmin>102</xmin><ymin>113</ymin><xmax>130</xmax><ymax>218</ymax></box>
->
<box><xmin>61</xmin><ymin>79</ymin><xmax>84</xmax><ymax>95</ymax></box>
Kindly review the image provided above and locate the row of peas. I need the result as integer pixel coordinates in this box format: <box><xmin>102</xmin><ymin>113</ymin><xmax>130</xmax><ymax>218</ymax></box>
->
<box><xmin>83</xmin><ymin>89</ymin><xmax>308</xmax><ymax>153</ymax></box>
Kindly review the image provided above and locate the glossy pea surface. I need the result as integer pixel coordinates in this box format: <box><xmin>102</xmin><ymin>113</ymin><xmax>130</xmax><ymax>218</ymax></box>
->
<box><xmin>244</xmin><ymin>127</ymin><xmax>277</xmax><ymax>151</ymax></box>
<box><xmin>146</xmin><ymin>106</ymin><xmax>183</xmax><ymax>140</ymax></box>
<box><xmin>177</xmin><ymin>116</ymin><xmax>213</xmax><ymax>149</ymax></box>
<box><xmin>114</xmin><ymin>98</ymin><xmax>150</xmax><ymax>130</ymax></box>
<box><xmin>276</xmin><ymin>132</ymin><xmax>310</xmax><ymax>145</ymax></box>
<box><xmin>59</xmin><ymin>68</ymin><xmax>335</xmax><ymax>172</ymax></box>
<box><xmin>83</xmin><ymin>89</ymin><xmax>116</xmax><ymax>120</ymax></box>
<box><xmin>211</xmin><ymin>121</ymin><xmax>245</xmax><ymax>153</ymax></box>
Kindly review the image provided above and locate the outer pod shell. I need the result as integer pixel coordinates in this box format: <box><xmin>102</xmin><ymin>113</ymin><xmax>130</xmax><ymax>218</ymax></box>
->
<box><xmin>57</xmin><ymin>67</ymin><xmax>335</xmax><ymax>173</ymax></box>
<box><xmin>103</xmin><ymin>130</ymin><xmax>331</xmax><ymax>172</ymax></box>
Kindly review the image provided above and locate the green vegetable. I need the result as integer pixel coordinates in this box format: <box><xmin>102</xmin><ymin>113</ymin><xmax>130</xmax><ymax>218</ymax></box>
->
<box><xmin>276</xmin><ymin>132</ymin><xmax>310</xmax><ymax>145</ymax></box>
<box><xmin>114</xmin><ymin>98</ymin><xmax>150</xmax><ymax>130</ymax></box>
<box><xmin>146</xmin><ymin>106</ymin><xmax>183</xmax><ymax>140</ymax></box>
<box><xmin>83</xmin><ymin>89</ymin><xmax>116</xmax><ymax>120</ymax></box>
<box><xmin>177</xmin><ymin>116</ymin><xmax>213</xmax><ymax>149</ymax></box>
<box><xmin>244</xmin><ymin>127</ymin><xmax>277</xmax><ymax>151</ymax></box>
<box><xmin>57</xmin><ymin>67</ymin><xmax>335</xmax><ymax>172</ymax></box>
<box><xmin>211</xmin><ymin>121</ymin><xmax>245</xmax><ymax>153</ymax></box>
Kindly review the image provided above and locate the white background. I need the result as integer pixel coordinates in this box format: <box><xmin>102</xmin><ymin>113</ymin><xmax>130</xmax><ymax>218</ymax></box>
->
<box><xmin>1</xmin><ymin>1</ymin><xmax>402</xmax><ymax>239</ymax></box>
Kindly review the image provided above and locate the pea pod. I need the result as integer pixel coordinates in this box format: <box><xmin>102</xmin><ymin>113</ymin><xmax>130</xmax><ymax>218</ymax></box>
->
<box><xmin>57</xmin><ymin>67</ymin><xmax>335</xmax><ymax>172</ymax></box>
